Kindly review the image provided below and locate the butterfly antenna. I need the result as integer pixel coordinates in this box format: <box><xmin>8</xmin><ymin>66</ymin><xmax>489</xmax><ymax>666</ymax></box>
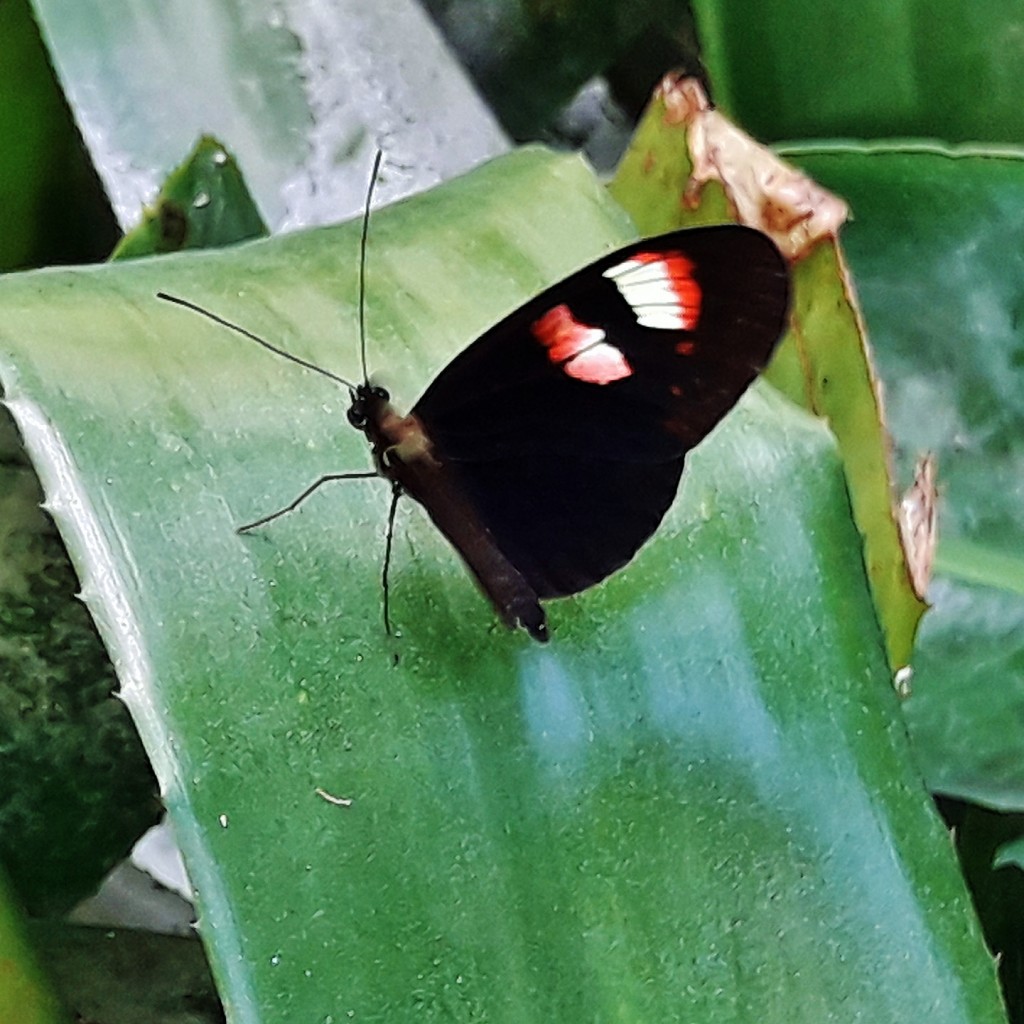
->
<box><xmin>156</xmin><ymin>292</ymin><xmax>358</xmax><ymax>391</ymax></box>
<box><xmin>358</xmin><ymin>149</ymin><xmax>384</xmax><ymax>386</ymax></box>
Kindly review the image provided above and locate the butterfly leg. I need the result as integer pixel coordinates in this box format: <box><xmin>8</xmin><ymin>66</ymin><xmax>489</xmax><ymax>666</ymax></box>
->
<box><xmin>237</xmin><ymin>471</ymin><xmax>379</xmax><ymax>533</ymax></box>
<box><xmin>381</xmin><ymin>482</ymin><xmax>402</xmax><ymax>636</ymax></box>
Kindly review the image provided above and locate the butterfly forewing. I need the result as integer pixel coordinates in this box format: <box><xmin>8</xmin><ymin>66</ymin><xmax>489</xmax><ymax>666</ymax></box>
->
<box><xmin>410</xmin><ymin>224</ymin><xmax>789</xmax><ymax>600</ymax></box>
<box><xmin>414</xmin><ymin>225</ymin><xmax>788</xmax><ymax>459</ymax></box>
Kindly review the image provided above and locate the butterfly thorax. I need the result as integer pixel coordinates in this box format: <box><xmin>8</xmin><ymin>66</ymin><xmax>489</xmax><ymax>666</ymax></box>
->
<box><xmin>348</xmin><ymin>383</ymin><xmax>439</xmax><ymax>480</ymax></box>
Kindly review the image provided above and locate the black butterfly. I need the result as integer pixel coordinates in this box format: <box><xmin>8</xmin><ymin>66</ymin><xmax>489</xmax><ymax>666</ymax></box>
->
<box><xmin>160</xmin><ymin>219</ymin><xmax>787</xmax><ymax>643</ymax></box>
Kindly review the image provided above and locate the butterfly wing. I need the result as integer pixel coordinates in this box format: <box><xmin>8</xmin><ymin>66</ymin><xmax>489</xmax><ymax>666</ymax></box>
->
<box><xmin>411</xmin><ymin>225</ymin><xmax>789</xmax><ymax>599</ymax></box>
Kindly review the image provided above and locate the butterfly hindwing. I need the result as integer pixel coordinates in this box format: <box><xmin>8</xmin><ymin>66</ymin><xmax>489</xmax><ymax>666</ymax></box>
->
<box><xmin>433</xmin><ymin>452</ymin><xmax>685</xmax><ymax>599</ymax></box>
<box><xmin>410</xmin><ymin>225</ymin><xmax>789</xmax><ymax>598</ymax></box>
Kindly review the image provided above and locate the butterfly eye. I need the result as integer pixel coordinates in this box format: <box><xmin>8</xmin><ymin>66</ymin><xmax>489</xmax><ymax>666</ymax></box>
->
<box><xmin>347</xmin><ymin>403</ymin><xmax>368</xmax><ymax>429</ymax></box>
<box><xmin>371</xmin><ymin>385</ymin><xmax>390</xmax><ymax>402</ymax></box>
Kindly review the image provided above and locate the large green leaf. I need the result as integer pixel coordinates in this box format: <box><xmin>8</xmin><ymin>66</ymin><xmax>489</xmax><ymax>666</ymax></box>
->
<box><xmin>29</xmin><ymin>0</ymin><xmax>507</xmax><ymax>231</ymax></box>
<box><xmin>790</xmin><ymin>144</ymin><xmax>1024</xmax><ymax>812</ymax></box>
<box><xmin>0</xmin><ymin>148</ymin><xmax>1004</xmax><ymax>1021</ymax></box>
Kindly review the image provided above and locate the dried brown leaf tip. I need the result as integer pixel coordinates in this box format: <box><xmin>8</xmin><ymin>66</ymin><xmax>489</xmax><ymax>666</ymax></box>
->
<box><xmin>899</xmin><ymin>453</ymin><xmax>939</xmax><ymax>600</ymax></box>
<box><xmin>658</xmin><ymin>75</ymin><xmax>849</xmax><ymax>261</ymax></box>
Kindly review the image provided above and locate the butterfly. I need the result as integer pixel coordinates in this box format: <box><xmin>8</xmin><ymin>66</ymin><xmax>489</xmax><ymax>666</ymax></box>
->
<box><xmin>160</xmin><ymin>190</ymin><xmax>788</xmax><ymax>643</ymax></box>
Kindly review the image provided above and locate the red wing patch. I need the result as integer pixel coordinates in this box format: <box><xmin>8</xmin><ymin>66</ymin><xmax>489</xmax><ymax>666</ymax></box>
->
<box><xmin>531</xmin><ymin>303</ymin><xmax>632</xmax><ymax>385</ymax></box>
<box><xmin>602</xmin><ymin>251</ymin><xmax>701</xmax><ymax>331</ymax></box>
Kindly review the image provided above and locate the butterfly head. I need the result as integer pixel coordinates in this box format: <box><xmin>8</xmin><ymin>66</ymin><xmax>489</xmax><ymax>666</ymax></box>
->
<box><xmin>347</xmin><ymin>383</ymin><xmax>390</xmax><ymax>433</ymax></box>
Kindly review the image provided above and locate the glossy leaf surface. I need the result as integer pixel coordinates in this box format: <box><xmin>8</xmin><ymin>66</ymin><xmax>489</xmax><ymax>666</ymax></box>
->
<box><xmin>30</xmin><ymin>0</ymin><xmax>507</xmax><ymax>231</ymax></box>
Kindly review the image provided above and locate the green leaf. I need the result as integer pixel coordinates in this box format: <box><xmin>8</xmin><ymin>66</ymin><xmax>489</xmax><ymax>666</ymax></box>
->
<box><xmin>1</xmin><ymin>128</ymin><xmax>263</xmax><ymax>922</ymax></box>
<box><xmin>30</xmin><ymin>0</ymin><xmax>507</xmax><ymax>231</ymax></box>
<box><xmin>948</xmin><ymin>805</ymin><xmax>1024</xmax><ymax>1018</ymax></box>
<box><xmin>112</xmin><ymin>136</ymin><xmax>268</xmax><ymax>261</ymax></box>
<box><xmin>994</xmin><ymin>834</ymin><xmax>1024</xmax><ymax>873</ymax></box>
<box><xmin>0</xmin><ymin>409</ymin><xmax>159</xmax><ymax>914</ymax></box>
<box><xmin>788</xmin><ymin>143</ymin><xmax>1024</xmax><ymax>812</ymax></box>
<box><xmin>0</xmin><ymin>148</ymin><xmax>1004</xmax><ymax>1021</ymax></box>
<box><xmin>609</xmin><ymin>79</ymin><xmax>925</xmax><ymax>670</ymax></box>
<box><xmin>692</xmin><ymin>0</ymin><xmax>1024</xmax><ymax>144</ymax></box>
<box><xmin>0</xmin><ymin>0</ymin><xmax>116</xmax><ymax>270</ymax></box>
<box><xmin>0</xmin><ymin>867</ymin><xmax>67</xmax><ymax>1024</ymax></box>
